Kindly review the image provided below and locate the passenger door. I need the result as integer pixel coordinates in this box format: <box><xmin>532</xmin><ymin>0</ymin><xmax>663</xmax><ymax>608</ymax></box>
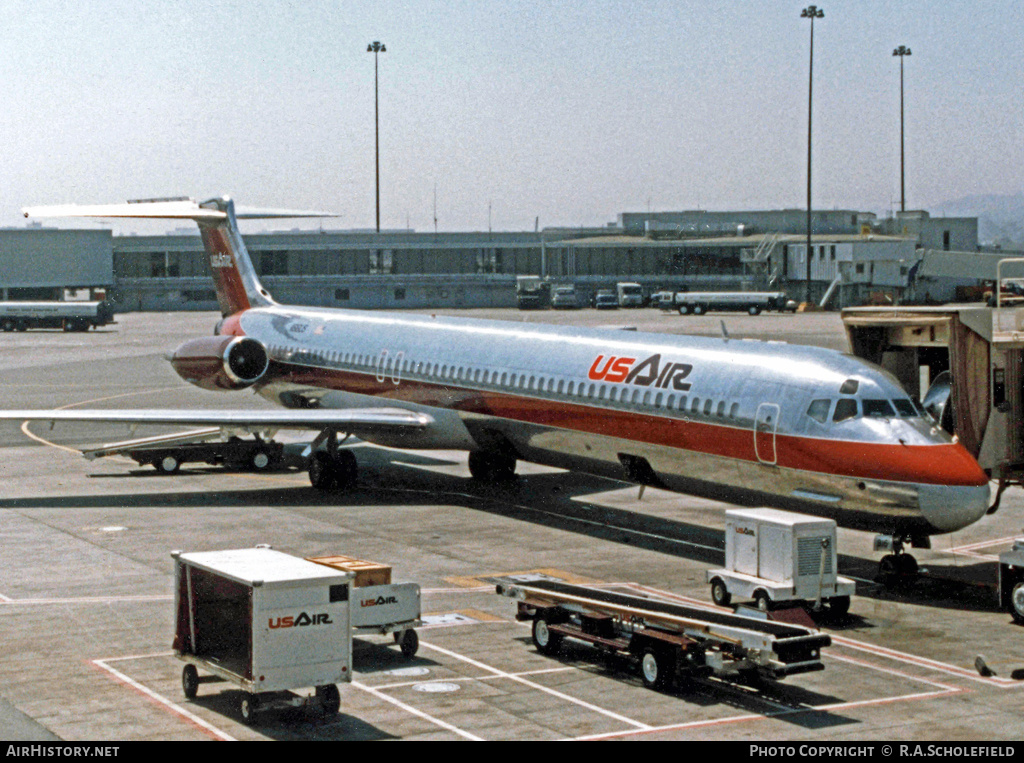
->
<box><xmin>755</xmin><ymin>402</ymin><xmax>780</xmax><ymax>465</ymax></box>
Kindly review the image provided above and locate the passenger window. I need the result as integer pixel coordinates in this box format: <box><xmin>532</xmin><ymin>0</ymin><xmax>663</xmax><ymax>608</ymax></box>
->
<box><xmin>729</xmin><ymin>402</ymin><xmax>739</xmax><ymax>418</ymax></box>
<box><xmin>643</xmin><ymin>390</ymin><xmax>651</xmax><ymax>405</ymax></box>
<box><xmin>691</xmin><ymin>397</ymin><xmax>700</xmax><ymax>413</ymax></box>
<box><xmin>703</xmin><ymin>399</ymin><xmax>713</xmax><ymax>415</ymax></box>
<box><xmin>863</xmin><ymin>399</ymin><xmax>896</xmax><ymax>418</ymax></box>
<box><xmin>807</xmin><ymin>399</ymin><xmax>831</xmax><ymax>423</ymax></box>
<box><xmin>716</xmin><ymin>401</ymin><xmax>725</xmax><ymax>417</ymax></box>
<box><xmin>609</xmin><ymin>387</ymin><xmax>618</xmax><ymax>402</ymax></box>
<box><xmin>833</xmin><ymin>398</ymin><xmax>859</xmax><ymax>422</ymax></box>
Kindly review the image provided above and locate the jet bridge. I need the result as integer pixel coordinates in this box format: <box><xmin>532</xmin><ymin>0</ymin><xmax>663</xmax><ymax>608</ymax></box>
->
<box><xmin>842</xmin><ymin>304</ymin><xmax>1024</xmax><ymax>508</ymax></box>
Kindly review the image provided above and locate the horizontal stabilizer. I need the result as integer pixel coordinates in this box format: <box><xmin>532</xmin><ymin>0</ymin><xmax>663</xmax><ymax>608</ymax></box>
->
<box><xmin>22</xmin><ymin>197</ymin><xmax>336</xmax><ymax>223</ymax></box>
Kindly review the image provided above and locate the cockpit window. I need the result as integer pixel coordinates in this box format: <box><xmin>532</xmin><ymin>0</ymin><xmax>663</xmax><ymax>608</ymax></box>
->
<box><xmin>892</xmin><ymin>399</ymin><xmax>918</xmax><ymax>417</ymax></box>
<box><xmin>840</xmin><ymin>379</ymin><xmax>860</xmax><ymax>395</ymax></box>
<box><xmin>863</xmin><ymin>399</ymin><xmax>896</xmax><ymax>418</ymax></box>
<box><xmin>807</xmin><ymin>399</ymin><xmax>831</xmax><ymax>423</ymax></box>
<box><xmin>833</xmin><ymin>398</ymin><xmax>858</xmax><ymax>422</ymax></box>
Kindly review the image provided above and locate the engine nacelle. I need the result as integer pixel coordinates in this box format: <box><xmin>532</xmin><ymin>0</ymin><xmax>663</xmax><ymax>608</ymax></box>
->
<box><xmin>170</xmin><ymin>335</ymin><xmax>269</xmax><ymax>391</ymax></box>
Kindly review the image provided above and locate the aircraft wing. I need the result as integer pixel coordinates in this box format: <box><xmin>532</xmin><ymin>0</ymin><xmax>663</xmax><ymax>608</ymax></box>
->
<box><xmin>0</xmin><ymin>407</ymin><xmax>433</xmax><ymax>437</ymax></box>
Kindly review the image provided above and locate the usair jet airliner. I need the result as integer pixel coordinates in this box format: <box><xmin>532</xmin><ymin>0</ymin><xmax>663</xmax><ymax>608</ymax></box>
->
<box><xmin>3</xmin><ymin>196</ymin><xmax>992</xmax><ymax>576</ymax></box>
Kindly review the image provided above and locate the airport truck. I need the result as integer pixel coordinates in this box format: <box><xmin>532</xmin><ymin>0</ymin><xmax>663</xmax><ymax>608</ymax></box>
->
<box><xmin>706</xmin><ymin>509</ymin><xmax>856</xmax><ymax>614</ymax></box>
<box><xmin>616</xmin><ymin>282</ymin><xmax>644</xmax><ymax>308</ymax></box>
<box><xmin>0</xmin><ymin>300</ymin><xmax>115</xmax><ymax>332</ymax></box>
<box><xmin>515</xmin><ymin>276</ymin><xmax>550</xmax><ymax>310</ymax></box>
<box><xmin>998</xmin><ymin>540</ymin><xmax>1024</xmax><ymax>624</ymax></box>
<box><xmin>661</xmin><ymin>291</ymin><xmax>795</xmax><ymax>316</ymax></box>
<box><xmin>497</xmin><ymin>578</ymin><xmax>830</xmax><ymax>691</ymax></box>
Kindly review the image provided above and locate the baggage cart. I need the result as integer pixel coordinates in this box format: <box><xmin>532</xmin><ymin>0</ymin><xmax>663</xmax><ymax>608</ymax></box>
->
<box><xmin>497</xmin><ymin>579</ymin><xmax>830</xmax><ymax>691</ymax></box>
<box><xmin>172</xmin><ymin>547</ymin><xmax>353</xmax><ymax>724</ymax></box>
<box><xmin>309</xmin><ymin>555</ymin><xmax>422</xmax><ymax>657</ymax></box>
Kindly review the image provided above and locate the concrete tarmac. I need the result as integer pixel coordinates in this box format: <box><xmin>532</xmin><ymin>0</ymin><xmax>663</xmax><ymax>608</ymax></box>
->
<box><xmin>1</xmin><ymin>308</ymin><xmax>1023</xmax><ymax>742</ymax></box>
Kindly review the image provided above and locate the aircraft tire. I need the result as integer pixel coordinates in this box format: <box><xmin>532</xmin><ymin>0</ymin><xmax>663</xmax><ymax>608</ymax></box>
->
<box><xmin>468</xmin><ymin>450</ymin><xmax>516</xmax><ymax>482</ymax></box>
<box><xmin>333</xmin><ymin>449</ymin><xmax>358</xmax><ymax>489</ymax></box>
<box><xmin>309</xmin><ymin>452</ymin><xmax>337</xmax><ymax>491</ymax></box>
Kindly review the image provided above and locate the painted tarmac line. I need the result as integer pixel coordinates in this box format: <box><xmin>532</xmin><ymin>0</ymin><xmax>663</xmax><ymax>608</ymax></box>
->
<box><xmin>349</xmin><ymin>680</ymin><xmax>483</xmax><ymax>741</ymax></box>
<box><xmin>368</xmin><ymin>665</ymin><xmax>574</xmax><ymax>691</ymax></box>
<box><xmin>574</xmin><ymin>687</ymin><xmax>963</xmax><ymax>741</ymax></box>
<box><xmin>92</xmin><ymin>658</ymin><xmax>235</xmax><ymax>742</ymax></box>
<box><xmin>418</xmin><ymin>639</ymin><xmax>652</xmax><ymax>731</ymax></box>
<box><xmin>1</xmin><ymin>595</ymin><xmax>171</xmax><ymax>606</ymax></box>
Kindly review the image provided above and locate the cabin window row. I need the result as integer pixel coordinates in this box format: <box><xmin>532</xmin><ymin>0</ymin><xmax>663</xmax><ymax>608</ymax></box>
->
<box><xmin>270</xmin><ymin>344</ymin><xmax>745</xmax><ymax>422</ymax></box>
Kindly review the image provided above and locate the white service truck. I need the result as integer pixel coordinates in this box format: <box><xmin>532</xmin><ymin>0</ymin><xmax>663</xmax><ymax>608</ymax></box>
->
<box><xmin>662</xmin><ymin>291</ymin><xmax>795</xmax><ymax>316</ymax></box>
<box><xmin>707</xmin><ymin>509</ymin><xmax>856</xmax><ymax>615</ymax></box>
<box><xmin>616</xmin><ymin>282</ymin><xmax>644</xmax><ymax>307</ymax></box>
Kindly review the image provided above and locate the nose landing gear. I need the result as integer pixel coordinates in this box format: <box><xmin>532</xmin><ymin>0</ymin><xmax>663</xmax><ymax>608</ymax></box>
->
<box><xmin>874</xmin><ymin>534</ymin><xmax>925</xmax><ymax>586</ymax></box>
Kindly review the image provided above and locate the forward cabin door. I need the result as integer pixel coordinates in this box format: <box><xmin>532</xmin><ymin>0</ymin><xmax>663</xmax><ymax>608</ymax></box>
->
<box><xmin>755</xmin><ymin>403</ymin><xmax>780</xmax><ymax>465</ymax></box>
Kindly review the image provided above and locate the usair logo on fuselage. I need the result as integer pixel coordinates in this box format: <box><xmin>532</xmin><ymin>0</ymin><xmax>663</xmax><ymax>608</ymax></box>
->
<box><xmin>589</xmin><ymin>353</ymin><xmax>693</xmax><ymax>391</ymax></box>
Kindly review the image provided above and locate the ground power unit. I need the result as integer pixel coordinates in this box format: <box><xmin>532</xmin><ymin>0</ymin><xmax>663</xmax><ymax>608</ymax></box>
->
<box><xmin>707</xmin><ymin>509</ymin><xmax>856</xmax><ymax>614</ymax></box>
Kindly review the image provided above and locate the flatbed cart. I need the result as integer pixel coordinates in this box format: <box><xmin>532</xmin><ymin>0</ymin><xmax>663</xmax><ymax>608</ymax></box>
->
<box><xmin>497</xmin><ymin>580</ymin><xmax>831</xmax><ymax>691</ymax></box>
<box><xmin>309</xmin><ymin>555</ymin><xmax>422</xmax><ymax>658</ymax></box>
<box><xmin>84</xmin><ymin>429</ymin><xmax>306</xmax><ymax>473</ymax></box>
<box><xmin>172</xmin><ymin>547</ymin><xmax>354</xmax><ymax>724</ymax></box>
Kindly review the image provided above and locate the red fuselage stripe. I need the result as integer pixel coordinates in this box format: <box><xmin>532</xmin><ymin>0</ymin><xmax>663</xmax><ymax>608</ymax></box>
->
<box><xmin>269</xmin><ymin>362</ymin><xmax>988</xmax><ymax>488</ymax></box>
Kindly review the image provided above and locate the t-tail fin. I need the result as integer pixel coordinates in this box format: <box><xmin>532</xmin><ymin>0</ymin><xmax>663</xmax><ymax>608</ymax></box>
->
<box><xmin>23</xmin><ymin>196</ymin><xmax>335</xmax><ymax>317</ymax></box>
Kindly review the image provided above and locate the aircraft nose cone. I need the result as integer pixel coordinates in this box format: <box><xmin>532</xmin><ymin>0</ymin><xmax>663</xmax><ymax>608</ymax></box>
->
<box><xmin>918</xmin><ymin>482</ymin><xmax>992</xmax><ymax>533</ymax></box>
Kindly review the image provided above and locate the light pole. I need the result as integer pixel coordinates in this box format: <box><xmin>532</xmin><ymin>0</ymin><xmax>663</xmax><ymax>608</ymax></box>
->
<box><xmin>367</xmin><ymin>41</ymin><xmax>386</xmax><ymax>232</ymax></box>
<box><xmin>893</xmin><ymin>45</ymin><xmax>911</xmax><ymax>213</ymax></box>
<box><xmin>801</xmin><ymin>5</ymin><xmax>823</xmax><ymax>305</ymax></box>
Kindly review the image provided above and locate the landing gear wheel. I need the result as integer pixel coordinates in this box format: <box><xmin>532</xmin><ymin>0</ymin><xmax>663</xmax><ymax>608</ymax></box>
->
<box><xmin>532</xmin><ymin>617</ymin><xmax>563</xmax><ymax>656</ymax></box>
<box><xmin>468</xmin><ymin>450</ymin><xmax>516</xmax><ymax>482</ymax></box>
<box><xmin>309</xmin><ymin>450</ymin><xmax>357</xmax><ymax>491</ymax></box>
<box><xmin>316</xmin><ymin>684</ymin><xmax>341</xmax><ymax>715</ymax></box>
<box><xmin>239</xmin><ymin>693</ymin><xmax>259</xmax><ymax>725</ymax></box>
<box><xmin>156</xmin><ymin>455</ymin><xmax>181</xmax><ymax>474</ymax></box>
<box><xmin>753</xmin><ymin>590</ymin><xmax>772</xmax><ymax>612</ymax></box>
<box><xmin>879</xmin><ymin>553</ymin><xmax>918</xmax><ymax>585</ymax></box>
<box><xmin>399</xmin><ymin>629</ymin><xmax>419</xmax><ymax>658</ymax></box>
<box><xmin>640</xmin><ymin>649</ymin><xmax>671</xmax><ymax>690</ymax></box>
<box><xmin>710</xmin><ymin>578</ymin><xmax>731</xmax><ymax>607</ymax></box>
<box><xmin>181</xmin><ymin>664</ymin><xmax>199</xmax><ymax>700</ymax></box>
<box><xmin>1010</xmin><ymin>582</ymin><xmax>1024</xmax><ymax>624</ymax></box>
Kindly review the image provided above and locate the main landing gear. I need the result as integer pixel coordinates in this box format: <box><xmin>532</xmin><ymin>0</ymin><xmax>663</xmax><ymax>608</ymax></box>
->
<box><xmin>308</xmin><ymin>428</ymin><xmax>358</xmax><ymax>492</ymax></box>
<box><xmin>467</xmin><ymin>450</ymin><xmax>517</xmax><ymax>482</ymax></box>
<box><xmin>874</xmin><ymin>534</ymin><xmax>924</xmax><ymax>586</ymax></box>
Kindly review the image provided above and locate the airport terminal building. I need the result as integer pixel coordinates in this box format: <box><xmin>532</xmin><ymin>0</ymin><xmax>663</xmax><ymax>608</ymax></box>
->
<box><xmin>0</xmin><ymin>208</ymin><xmax>1006</xmax><ymax>312</ymax></box>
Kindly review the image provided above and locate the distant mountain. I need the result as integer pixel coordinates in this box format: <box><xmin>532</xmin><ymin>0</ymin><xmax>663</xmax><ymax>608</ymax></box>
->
<box><xmin>931</xmin><ymin>192</ymin><xmax>1024</xmax><ymax>247</ymax></box>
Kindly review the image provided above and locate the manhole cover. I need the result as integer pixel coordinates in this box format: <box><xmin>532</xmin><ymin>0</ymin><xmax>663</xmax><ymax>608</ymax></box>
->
<box><xmin>414</xmin><ymin>682</ymin><xmax>460</xmax><ymax>694</ymax></box>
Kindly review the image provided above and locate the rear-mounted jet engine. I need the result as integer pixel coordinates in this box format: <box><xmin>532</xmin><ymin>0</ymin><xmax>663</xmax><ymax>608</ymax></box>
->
<box><xmin>171</xmin><ymin>335</ymin><xmax>269</xmax><ymax>391</ymax></box>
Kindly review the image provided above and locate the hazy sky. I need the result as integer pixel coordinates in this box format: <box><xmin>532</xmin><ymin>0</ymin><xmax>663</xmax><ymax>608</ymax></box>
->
<box><xmin>1</xmin><ymin>1</ymin><xmax>1021</xmax><ymax>233</ymax></box>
